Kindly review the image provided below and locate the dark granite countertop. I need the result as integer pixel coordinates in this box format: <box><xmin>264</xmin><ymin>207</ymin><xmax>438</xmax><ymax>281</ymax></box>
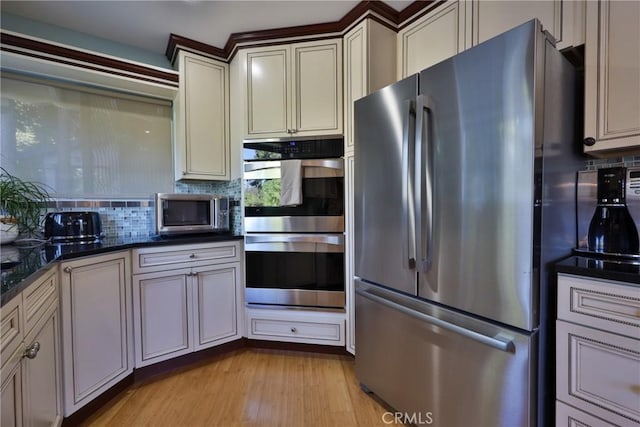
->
<box><xmin>554</xmin><ymin>254</ymin><xmax>640</xmax><ymax>286</ymax></box>
<box><xmin>1</xmin><ymin>233</ymin><xmax>244</xmax><ymax>307</ymax></box>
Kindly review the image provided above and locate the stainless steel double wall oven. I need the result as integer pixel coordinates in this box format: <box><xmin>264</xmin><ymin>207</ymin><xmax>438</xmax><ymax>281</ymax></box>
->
<box><xmin>243</xmin><ymin>137</ymin><xmax>345</xmax><ymax>309</ymax></box>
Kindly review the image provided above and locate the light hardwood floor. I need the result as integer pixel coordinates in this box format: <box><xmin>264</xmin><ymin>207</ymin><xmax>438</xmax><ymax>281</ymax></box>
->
<box><xmin>82</xmin><ymin>348</ymin><xmax>397</xmax><ymax>427</ymax></box>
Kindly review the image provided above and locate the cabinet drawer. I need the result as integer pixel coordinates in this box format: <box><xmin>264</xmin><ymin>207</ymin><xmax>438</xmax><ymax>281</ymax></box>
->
<box><xmin>556</xmin><ymin>401</ymin><xmax>617</xmax><ymax>427</ymax></box>
<box><xmin>22</xmin><ymin>267</ymin><xmax>58</xmax><ymax>335</ymax></box>
<box><xmin>1</xmin><ymin>297</ymin><xmax>22</xmax><ymax>371</ymax></box>
<box><xmin>558</xmin><ymin>274</ymin><xmax>640</xmax><ymax>339</ymax></box>
<box><xmin>556</xmin><ymin>320</ymin><xmax>640</xmax><ymax>426</ymax></box>
<box><xmin>246</xmin><ymin>309</ymin><xmax>344</xmax><ymax>346</ymax></box>
<box><xmin>133</xmin><ymin>241</ymin><xmax>240</xmax><ymax>274</ymax></box>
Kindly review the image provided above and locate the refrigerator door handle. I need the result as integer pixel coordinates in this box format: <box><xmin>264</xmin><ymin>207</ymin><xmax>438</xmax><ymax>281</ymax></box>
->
<box><xmin>402</xmin><ymin>99</ymin><xmax>417</xmax><ymax>269</ymax></box>
<box><xmin>415</xmin><ymin>95</ymin><xmax>435</xmax><ymax>275</ymax></box>
<box><xmin>355</xmin><ymin>287</ymin><xmax>516</xmax><ymax>353</ymax></box>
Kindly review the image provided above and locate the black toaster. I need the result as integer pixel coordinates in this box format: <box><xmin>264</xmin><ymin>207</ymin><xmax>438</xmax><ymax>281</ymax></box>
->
<box><xmin>44</xmin><ymin>211</ymin><xmax>103</xmax><ymax>243</ymax></box>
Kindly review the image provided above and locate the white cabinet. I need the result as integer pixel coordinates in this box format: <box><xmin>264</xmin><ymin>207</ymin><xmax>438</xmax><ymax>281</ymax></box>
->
<box><xmin>1</xmin><ymin>267</ymin><xmax>62</xmax><ymax>427</ymax></box>
<box><xmin>397</xmin><ymin>0</ymin><xmax>471</xmax><ymax>79</ymax></box>
<box><xmin>1</xmin><ymin>344</ymin><xmax>22</xmax><ymax>427</ymax></box>
<box><xmin>134</xmin><ymin>270</ymin><xmax>192</xmax><ymax>364</ymax></box>
<box><xmin>193</xmin><ymin>265</ymin><xmax>239</xmax><ymax>350</ymax></box>
<box><xmin>59</xmin><ymin>251</ymin><xmax>133</xmax><ymax>416</ymax></box>
<box><xmin>556</xmin><ymin>274</ymin><xmax>640</xmax><ymax>426</ymax></box>
<box><xmin>344</xmin><ymin>18</ymin><xmax>396</xmax><ymax>153</ymax></box>
<box><xmin>132</xmin><ymin>241</ymin><xmax>243</xmax><ymax>367</ymax></box>
<box><xmin>583</xmin><ymin>0</ymin><xmax>640</xmax><ymax>156</ymax></box>
<box><xmin>243</xmin><ymin>39</ymin><xmax>343</xmax><ymax>138</ymax></box>
<box><xmin>246</xmin><ymin>308</ymin><xmax>345</xmax><ymax>346</ymax></box>
<box><xmin>22</xmin><ymin>302</ymin><xmax>61</xmax><ymax>427</ymax></box>
<box><xmin>174</xmin><ymin>50</ymin><xmax>230</xmax><ymax>180</ymax></box>
<box><xmin>471</xmin><ymin>0</ymin><xmax>584</xmax><ymax>50</ymax></box>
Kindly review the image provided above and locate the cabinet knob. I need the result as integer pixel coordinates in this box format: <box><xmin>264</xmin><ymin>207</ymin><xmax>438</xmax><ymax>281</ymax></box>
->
<box><xmin>189</xmin><ymin>254</ymin><xmax>196</xmax><ymax>259</ymax></box>
<box><xmin>23</xmin><ymin>342</ymin><xmax>40</xmax><ymax>359</ymax></box>
<box><xmin>290</xmin><ymin>327</ymin><xmax>297</xmax><ymax>333</ymax></box>
<box><xmin>64</xmin><ymin>266</ymin><xmax>73</xmax><ymax>273</ymax></box>
<box><xmin>584</xmin><ymin>137</ymin><xmax>596</xmax><ymax>146</ymax></box>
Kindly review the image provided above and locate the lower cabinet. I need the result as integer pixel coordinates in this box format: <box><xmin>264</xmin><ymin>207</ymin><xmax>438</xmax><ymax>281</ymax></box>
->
<box><xmin>132</xmin><ymin>241</ymin><xmax>243</xmax><ymax>367</ymax></box>
<box><xmin>59</xmin><ymin>251</ymin><xmax>133</xmax><ymax>417</ymax></box>
<box><xmin>556</xmin><ymin>274</ymin><xmax>640</xmax><ymax>426</ymax></box>
<box><xmin>246</xmin><ymin>308</ymin><xmax>345</xmax><ymax>346</ymax></box>
<box><xmin>1</xmin><ymin>267</ymin><xmax>62</xmax><ymax>427</ymax></box>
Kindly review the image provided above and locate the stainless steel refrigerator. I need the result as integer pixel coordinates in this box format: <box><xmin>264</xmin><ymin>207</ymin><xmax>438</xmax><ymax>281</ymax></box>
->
<box><xmin>354</xmin><ymin>20</ymin><xmax>582</xmax><ymax>427</ymax></box>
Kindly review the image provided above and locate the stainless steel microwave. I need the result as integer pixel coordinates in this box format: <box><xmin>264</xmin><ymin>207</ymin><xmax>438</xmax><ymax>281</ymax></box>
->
<box><xmin>154</xmin><ymin>193</ymin><xmax>229</xmax><ymax>235</ymax></box>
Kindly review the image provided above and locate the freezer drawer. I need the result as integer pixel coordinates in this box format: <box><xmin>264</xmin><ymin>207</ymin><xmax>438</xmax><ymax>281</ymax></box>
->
<box><xmin>355</xmin><ymin>280</ymin><xmax>536</xmax><ymax>427</ymax></box>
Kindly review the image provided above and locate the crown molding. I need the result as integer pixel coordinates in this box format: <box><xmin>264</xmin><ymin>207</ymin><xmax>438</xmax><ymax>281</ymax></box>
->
<box><xmin>166</xmin><ymin>0</ymin><xmax>441</xmax><ymax>64</ymax></box>
<box><xmin>1</xmin><ymin>31</ymin><xmax>179</xmax><ymax>87</ymax></box>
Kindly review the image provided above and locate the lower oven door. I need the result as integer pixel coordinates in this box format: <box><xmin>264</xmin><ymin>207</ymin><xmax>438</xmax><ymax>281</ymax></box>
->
<box><xmin>245</xmin><ymin>233</ymin><xmax>345</xmax><ymax>309</ymax></box>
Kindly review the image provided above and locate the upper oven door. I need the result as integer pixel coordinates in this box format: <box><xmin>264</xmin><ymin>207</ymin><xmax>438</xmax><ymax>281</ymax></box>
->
<box><xmin>243</xmin><ymin>158</ymin><xmax>344</xmax><ymax>233</ymax></box>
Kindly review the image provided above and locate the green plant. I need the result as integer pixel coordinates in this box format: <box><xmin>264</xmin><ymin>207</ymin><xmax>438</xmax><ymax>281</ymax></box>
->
<box><xmin>0</xmin><ymin>167</ymin><xmax>52</xmax><ymax>236</ymax></box>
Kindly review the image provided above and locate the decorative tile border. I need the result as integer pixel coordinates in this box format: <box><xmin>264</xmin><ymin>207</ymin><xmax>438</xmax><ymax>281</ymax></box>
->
<box><xmin>584</xmin><ymin>155</ymin><xmax>639</xmax><ymax>170</ymax></box>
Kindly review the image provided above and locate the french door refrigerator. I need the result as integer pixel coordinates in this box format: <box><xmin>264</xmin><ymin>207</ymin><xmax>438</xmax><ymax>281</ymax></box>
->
<box><xmin>354</xmin><ymin>20</ymin><xmax>582</xmax><ymax>427</ymax></box>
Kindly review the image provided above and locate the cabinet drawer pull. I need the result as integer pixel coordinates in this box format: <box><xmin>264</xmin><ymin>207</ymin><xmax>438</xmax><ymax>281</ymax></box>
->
<box><xmin>290</xmin><ymin>327</ymin><xmax>297</xmax><ymax>333</ymax></box>
<box><xmin>23</xmin><ymin>341</ymin><xmax>40</xmax><ymax>359</ymax></box>
<box><xmin>189</xmin><ymin>254</ymin><xmax>196</xmax><ymax>259</ymax></box>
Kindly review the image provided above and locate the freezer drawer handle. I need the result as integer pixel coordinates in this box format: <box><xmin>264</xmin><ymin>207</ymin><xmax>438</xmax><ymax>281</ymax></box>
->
<box><xmin>356</xmin><ymin>288</ymin><xmax>516</xmax><ymax>353</ymax></box>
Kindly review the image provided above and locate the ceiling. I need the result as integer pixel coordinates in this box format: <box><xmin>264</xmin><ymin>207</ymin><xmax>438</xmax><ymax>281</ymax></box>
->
<box><xmin>1</xmin><ymin>1</ymin><xmax>414</xmax><ymax>56</ymax></box>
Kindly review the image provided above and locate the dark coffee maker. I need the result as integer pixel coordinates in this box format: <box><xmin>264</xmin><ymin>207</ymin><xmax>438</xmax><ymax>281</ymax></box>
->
<box><xmin>588</xmin><ymin>167</ymin><xmax>639</xmax><ymax>254</ymax></box>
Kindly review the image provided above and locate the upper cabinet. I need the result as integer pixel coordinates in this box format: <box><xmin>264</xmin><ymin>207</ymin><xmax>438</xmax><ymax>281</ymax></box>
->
<box><xmin>398</xmin><ymin>0</ymin><xmax>585</xmax><ymax>80</ymax></box>
<box><xmin>583</xmin><ymin>0</ymin><xmax>640</xmax><ymax>156</ymax></box>
<box><xmin>344</xmin><ymin>19</ymin><xmax>396</xmax><ymax>153</ymax></box>
<box><xmin>174</xmin><ymin>50</ymin><xmax>230</xmax><ymax>180</ymax></box>
<box><xmin>243</xmin><ymin>39</ymin><xmax>343</xmax><ymax>139</ymax></box>
<box><xmin>471</xmin><ymin>0</ymin><xmax>584</xmax><ymax>50</ymax></box>
<box><xmin>398</xmin><ymin>0</ymin><xmax>471</xmax><ymax>79</ymax></box>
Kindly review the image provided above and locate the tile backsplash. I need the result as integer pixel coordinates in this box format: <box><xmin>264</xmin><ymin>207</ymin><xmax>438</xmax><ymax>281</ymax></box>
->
<box><xmin>45</xmin><ymin>179</ymin><xmax>242</xmax><ymax>238</ymax></box>
<box><xmin>583</xmin><ymin>155</ymin><xmax>640</xmax><ymax>170</ymax></box>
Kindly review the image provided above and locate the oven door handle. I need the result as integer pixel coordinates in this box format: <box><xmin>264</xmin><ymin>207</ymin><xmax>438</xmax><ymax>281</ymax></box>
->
<box><xmin>243</xmin><ymin>159</ymin><xmax>344</xmax><ymax>173</ymax></box>
<box><xmin>245</xmin><ymin>234</ymin><xmax>344</xmax><ymax>245</ymax></box>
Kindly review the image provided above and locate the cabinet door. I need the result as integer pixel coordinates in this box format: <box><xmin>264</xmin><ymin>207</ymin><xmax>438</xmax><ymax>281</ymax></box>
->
<box><xmin>584</xmin><ymin>0</ymin><xmax>640</xmax><ymax>155</ymax></box>
<box><xmin>60</xmin><ymin>252</ymin><xmax>132</xmax><ymax>416</ymax></box>
<box><xmin>556</xmin><ymin>320</ymin><xmax>640</xmax><ymax>426</ymax></box>
<box><xmin>193</xmin><ymin>264</ymin><xmax>240</xmax><ymax>350</ymax></box>
<box><xmin>344</xmin><ymin>20</ymin><xmax>396</xmax><ymax>154</ymax></box>
<box><xmin>22</xmin><ymin>305</ymin><xmax>62</xmax><ymax>427</ymax></box>
<box><xmin>472</xmin><ymin>0</ymin><xmax>568</xmax><ymax>47</ymax></box>
<box><xmin>176</xmin><ymin>51</ymin><xmax>230</xmax><ymax>180</ymax></box>
<box><xmin>1</xmin><ymin>348</ymin><xmax>23</xmax><ymax>427</ymax></box>
<box><xmin>292</xmin><ymin>40</ymin><xmax>343</xmax><ymax>136</ymax></box>
<box><xmin>398</xmin><ymin>0</ymin><xmax>470</xmax><ymax>79</ymax></box>
<box><xmin>246</xmin><ymin>47</ymin><xmax>290</xmax><ymax>137</ymax></box>
<box><xmin>133</xmin><ymin>270</ymin><xmax>193</xmax><ymax>367</ymax></box>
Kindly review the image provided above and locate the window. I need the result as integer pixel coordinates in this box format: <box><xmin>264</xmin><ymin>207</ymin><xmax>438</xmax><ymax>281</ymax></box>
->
<box><xmin>0</xmin><ymin>75</ymin><xmax>173</xmax><ymax>198</ymax></box>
